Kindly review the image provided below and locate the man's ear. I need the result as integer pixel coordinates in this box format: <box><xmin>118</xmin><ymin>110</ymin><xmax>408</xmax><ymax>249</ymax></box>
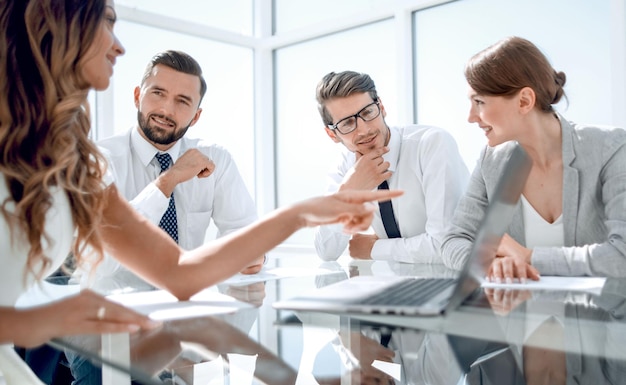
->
<box><xmin>518</xmin><ymin>87</ymin><xmax>536</xmax><ymax>114</ymax></box>
<box><xmin>378</xmin><ymin>97</ymin><xmax>387</xmax><ymax>119</ymax></box>
<box><xmin>324</xmin><ymin>126</ymin><xmax>341</xmax><ymax>143</ymax></box>
<box><xmin>133</xmin><ymin>86</ymin><xmax>141</xmax><ymax>108</ymax></box>
<box><xmin>189</xmin><ymin>108</ymin><xmax>202</xmax><ymax>127</ymax></box>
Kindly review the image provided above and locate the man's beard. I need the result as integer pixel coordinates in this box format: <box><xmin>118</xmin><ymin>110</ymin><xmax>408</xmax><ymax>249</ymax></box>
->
<box><xmin>137</xmin><ymin>110</ymin><xmax>190</xmax><ymax>146</ymax></box>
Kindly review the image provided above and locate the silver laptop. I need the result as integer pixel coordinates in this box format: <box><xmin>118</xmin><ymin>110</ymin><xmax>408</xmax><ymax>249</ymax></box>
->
<box><xmin>274</xmin><ymin>143</ymin><xmax>532</xmax><ymax>316</ymax></box>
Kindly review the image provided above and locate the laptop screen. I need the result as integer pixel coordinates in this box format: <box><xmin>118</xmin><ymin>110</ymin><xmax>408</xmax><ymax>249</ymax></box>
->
<box><xmin>446</xmin><ymin>143</ymin><xmax>532</xmax><ymax>311</ymax></box>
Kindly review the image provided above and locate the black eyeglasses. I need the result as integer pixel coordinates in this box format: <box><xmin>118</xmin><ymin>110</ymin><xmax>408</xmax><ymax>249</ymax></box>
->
<box><xmin>327</xmin><ymin>101</ymin><xmax>381</xmax><ymax>135</ymax></box>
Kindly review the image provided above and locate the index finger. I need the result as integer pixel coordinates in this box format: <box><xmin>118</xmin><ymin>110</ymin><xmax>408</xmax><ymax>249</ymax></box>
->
<box><xmin>527</xmin><ymin>265</ymin><xmax>541</xmax><ymax>281</ymax></box>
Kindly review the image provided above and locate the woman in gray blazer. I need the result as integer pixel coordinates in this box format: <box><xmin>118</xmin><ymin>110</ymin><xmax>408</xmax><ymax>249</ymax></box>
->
<box><xmin>441</xmin><ymin>36</ymin><xmax>626</xmax><ymax>282</ymax></box>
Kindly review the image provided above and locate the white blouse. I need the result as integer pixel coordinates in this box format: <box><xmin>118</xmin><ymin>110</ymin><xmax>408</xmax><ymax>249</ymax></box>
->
<box><xmin>0</xmin><ymin>174</ymin><xmax>76</xmax><ymax>384</ymax></box>
<box><xmin>0</xmin><ymin>175</ymin><xmax>74</xmax><ymax>307</ymax></box>
<box><xmin>521</xmin><ymin>195</ymin><xmax>564</xmax><ymax>249</ymax></box>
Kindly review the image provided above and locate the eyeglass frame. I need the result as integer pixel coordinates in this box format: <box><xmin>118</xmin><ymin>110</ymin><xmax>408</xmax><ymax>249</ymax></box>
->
<box><xmin>327</xmin><ymin>100</ymin><xmax>381</xmax><ymax>135</ymax></box>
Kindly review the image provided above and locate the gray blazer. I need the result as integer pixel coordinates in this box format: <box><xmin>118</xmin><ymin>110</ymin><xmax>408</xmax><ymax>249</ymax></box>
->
<box><xmin>441</xmin><ymin>115</ymin><xmax>626</xmax><ymax>276</ymax></box>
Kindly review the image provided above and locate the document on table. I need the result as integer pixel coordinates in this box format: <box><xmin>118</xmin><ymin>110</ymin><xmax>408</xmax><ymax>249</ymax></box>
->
<box><xmin>15</xmin><ymin>280</ymin><xmax>254</xmax><ymax>321</ymax></box>
<box><xmin>221</xmin><ymin>266</ymin><xmax>339</xmax><ymax>286</ymax></box>
<box><xmin>481</xmin><ymin>276</ymin><xmax>607</xmax><ymax>295</ymax></box>
<box><xmin>106</xmin><ymin>289</ymin><xmax>252</xmax><ymax>321</ymax></box>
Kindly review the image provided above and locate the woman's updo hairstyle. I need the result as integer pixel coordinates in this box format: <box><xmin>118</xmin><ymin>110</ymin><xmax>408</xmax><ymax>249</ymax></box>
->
<box><xmin>465</xmin><ymin>36</ymin><xmax>567</xmax><ymax>112</ymax></box>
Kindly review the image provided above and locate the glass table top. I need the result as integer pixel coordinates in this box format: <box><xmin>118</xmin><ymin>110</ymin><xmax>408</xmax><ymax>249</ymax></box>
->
<box><xmin>49</xmin><ymin>251</ymin><xmax>626</xmax><ymax>385</ymax></box>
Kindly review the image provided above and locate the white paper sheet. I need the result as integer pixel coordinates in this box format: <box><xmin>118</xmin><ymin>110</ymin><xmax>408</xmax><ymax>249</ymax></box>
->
<box><xmin>16</xmin><ymin>280</ymin><xmax>254</xmax><ymax>321</ymax></box>
<box><xmin>221</xmin><ymin>267</ymin><xmax>337</xmax><ymax>286</ymax></box>
<box><xmin>106</xmin><ymin>289</ymin><xmax>252</xmax><ymax>320</ymax></box>
<box><xmin>481</xmin><ymin>276</ymin><xmax>606</xmax><ymax>295</ymax></box>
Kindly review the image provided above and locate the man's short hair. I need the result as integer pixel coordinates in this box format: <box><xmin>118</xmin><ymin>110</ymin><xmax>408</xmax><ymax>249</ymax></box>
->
<box><xmin>141</xmin><ymin>50</ymin><xmax>207</xmax><ymax>104</ymax></box>
<box><xmin>315</xmin><ymin>71</ymin><xmax>378</xmax><ymax>126</ymax></box>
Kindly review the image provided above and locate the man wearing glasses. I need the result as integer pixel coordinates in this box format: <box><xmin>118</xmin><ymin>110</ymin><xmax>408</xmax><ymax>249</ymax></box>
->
<box><xmin>314</xmin><ymin>71</ymin><xmax>469</xmax><ymax>263</ymax></box>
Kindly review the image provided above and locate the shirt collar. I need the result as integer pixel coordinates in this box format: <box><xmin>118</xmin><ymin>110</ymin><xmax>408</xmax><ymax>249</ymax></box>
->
<box><xmin>130</xmin><ymin>126</ymin><xmax>182</xmax><ymax>166</ymax></box>
<box><xmin>382</xmin><ymin>126</ymin><xmax>400</xmax><ymax>173</ymax></box>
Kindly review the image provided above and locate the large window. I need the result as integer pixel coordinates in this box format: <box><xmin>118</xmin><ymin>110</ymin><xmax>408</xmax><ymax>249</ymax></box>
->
<box><xmin>107</xmin><ymin>20</ymin><xmax>255</xmax><ymax>198</ymax></box>
<box><xmin>274</xmin><ymin>0</ymin><xmax>389</xmax><ymax>33</ymax></box>
<box><xmin>100</xmin><ymin>0</ymin><xmax>620</xmax><ymax>250</ymax></box>
<box><xmin>275</xmin><ymin>19</ymin><xmax>396</xmax><ymax>245</ymax></box>
<box><xmin>115</xmin><ymin>0</ymin><xmax>254</xmax><ymax>35</ymax></box>
<box><xmin>414</xmin><ymin>0</ymin><xmax>612</xmax><ymax>169</ymax></box>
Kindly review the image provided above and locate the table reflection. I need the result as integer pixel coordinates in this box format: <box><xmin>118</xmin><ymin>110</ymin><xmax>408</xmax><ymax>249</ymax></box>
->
<box><xmin>52</xmin><ymin>254</ymin><xmax>626</xmax><ymax>385</ymax></box>
<box><xmin>60</xmin><ymin>310</ymin><xmax>298</xmax><ymax>385</ymax></box>
<box><xmin>61</xmin><ymin>281</ymin><xmax>268</xmax><ymax>385</ymax></box>
<box><xmin>327</xmin><ymin>278</ymin><xmax>626</xmax><ymax>384</ymax></box>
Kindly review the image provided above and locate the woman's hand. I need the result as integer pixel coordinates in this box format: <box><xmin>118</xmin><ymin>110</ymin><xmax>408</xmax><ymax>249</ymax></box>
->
<box><xmin>484</xmin><ymin>287</ymin><xmax>533</xmax><ymax>315</ymax></box>
<box><xmin>221</xmin><ymin>282</ymin><xmax>266</xmax><ymax>307</ymax></box>
<box><xmin>12</xmin><ymin>289</ymin><xmax>161</xmax><ymax>348</ymax></box>
<box><xmin>488</xmin><ymin>234</ymin><xmax>540</xmax><ymax>283</ymax></box>
<box><xmin>298</xmin><ymin>189</ymin><xmax>403</xmax><ymax>233</ymax></box>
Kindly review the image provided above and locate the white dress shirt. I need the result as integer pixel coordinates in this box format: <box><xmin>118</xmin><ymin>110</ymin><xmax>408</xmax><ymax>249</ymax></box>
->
<box><xmin>314</xmin><ymin>125</ymin><xmax>469</xmax><ymax>263</ymax></box>
<box><xmin>83</xmin><ymin>127</ymin><xmax>258</xmax><ymax>286</ymax></box>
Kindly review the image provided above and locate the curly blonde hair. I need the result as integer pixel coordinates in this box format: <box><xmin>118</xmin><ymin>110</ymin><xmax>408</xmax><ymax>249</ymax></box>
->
<box><xmin>0</xmin><ymin>0</ymin><xmax>108</xmax><ymax>280</ymax></box>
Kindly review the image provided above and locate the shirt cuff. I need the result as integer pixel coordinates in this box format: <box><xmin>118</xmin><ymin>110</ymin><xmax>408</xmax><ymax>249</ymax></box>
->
<box><xmin>131</xmin><ymin>182</ymin><xmax>171</xmax><ymax>224</ymax></box>
<box><xmin>326</xmin><ymin>222</ymin><xmax>347</xmax><ymax>233</ymax></box>
<box><xmin>371</xmin><ymin>239</ymin><xmax>394</xmax><ymax>261</ymax></box>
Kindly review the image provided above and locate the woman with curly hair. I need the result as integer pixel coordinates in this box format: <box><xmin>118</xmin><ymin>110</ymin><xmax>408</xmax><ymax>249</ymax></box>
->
<box><xmin>0</xmin><ymin>0</ymin><xmax>399</xmax><ymax>376</ymax></box>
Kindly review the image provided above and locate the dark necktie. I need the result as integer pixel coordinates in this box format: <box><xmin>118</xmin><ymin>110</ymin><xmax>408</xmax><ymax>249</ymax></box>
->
<box><xmin>155</xmin><ymin>153</ymin><xmax>178</xmax><ymax>243</ymax></box>
<box><xmin>377</xmin><ymin>180</ymin><xmax>401</xmax><ymax>238</ymax></box>
<box><xmin>380</xmin><ymin>331</ymin><xmax>392</xmax><ymax>347</ymax></box>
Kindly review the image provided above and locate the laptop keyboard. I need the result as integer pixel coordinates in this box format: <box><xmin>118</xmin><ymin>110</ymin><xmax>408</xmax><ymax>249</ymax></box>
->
<box><xmin>360</xmin><ymin>278</ymin><xmax>456</xmax><ymax>307</ymax></box>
